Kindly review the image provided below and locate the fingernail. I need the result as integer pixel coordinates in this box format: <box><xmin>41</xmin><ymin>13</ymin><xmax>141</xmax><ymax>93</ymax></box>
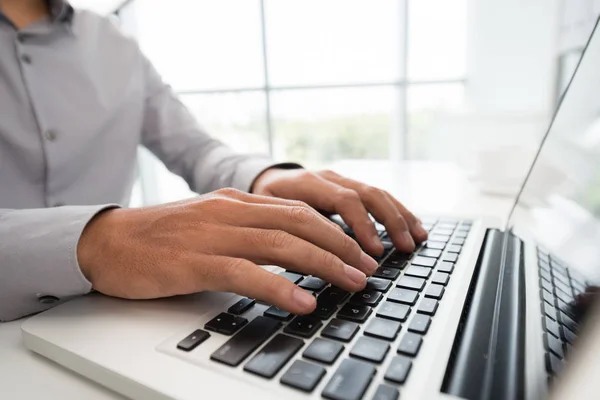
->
<box><xmin>360</xmin><ymin>251</ymin><xmax>378</xmax><ymax>273</ymax></box>
<box><xmin>344</xmin><ymin>264</ymin><xmax>367</xmax><ymax>285</ymax></box>
<box><xmin>403</xmin><ymin>232</ymin><xmax>415</xmax><ymax>249</ymax></box>
<box><xmin>292</xmin><ymin>288</ymin><xmax>316</xmax><ymax>310</ymax></box>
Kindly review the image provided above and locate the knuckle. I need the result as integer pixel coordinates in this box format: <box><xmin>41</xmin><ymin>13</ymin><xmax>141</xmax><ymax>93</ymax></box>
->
<box><xmin>362</xmin><ymin>185</ymin><xmax>382</xmax><ymax>201</ymax></box>
<box><xmin>320</xmin><ymin>169</ymin><xmax>338</xmax><ymax>179</ymax></box>
<box><xmin>221</xmin><ymin>258</ymin><xmax>250</xmax><ymax>288</ymax></box>
<box><xmin>318</xmin><ymin>250</ymin><xmax>339</xmax><ymax>269</ymax></box>
<box><xmin>216</xmin><ymin>187</ymin><xmax>243</xmax><ymax>198</ymax></box>
<box><xmin>264</xmin><ymin>230</ymin><xmax>294</xmax><ymax>249</ymax></box>
<box><xmin>391</xmin><ymin>213</ymin><xmax>409</xmax><ymax>230</ymax></box>
<box><xmin>340</xmin><ymin>234</ymin><xmax>358</xmax><ymax>253</ymax></box>
<box><xmin>288</xmin><ymin>206</ymin><xmax>315</xmax><ymax>225</ymax></box>
<box><xmin>337</xmin><ymin>188</ymin><xmax>361</xmax><ymax>203</ymax></box>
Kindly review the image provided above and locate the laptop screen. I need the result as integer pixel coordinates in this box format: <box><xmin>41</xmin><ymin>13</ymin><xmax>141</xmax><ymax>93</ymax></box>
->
<box><xmin>506</xmin><ymin>16</ymin><xmax>600</xmax><ymax>282</ymax></box>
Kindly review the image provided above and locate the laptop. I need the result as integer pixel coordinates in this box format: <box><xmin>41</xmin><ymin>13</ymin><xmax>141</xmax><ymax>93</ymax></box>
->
<box><xmin>21</xmin><ymin>17</ymin><xmax>600</xmax><ymax>400</ymax></box>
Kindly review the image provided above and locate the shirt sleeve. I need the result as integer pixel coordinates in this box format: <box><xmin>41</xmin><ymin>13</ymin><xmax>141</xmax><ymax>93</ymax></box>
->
<box><xmin>139</xmin><ymin>54</ymin><xmax>284</xmax><ymax>194</ymax></box>
<box><xmin>0</xmin><ymin>205</ymin><xmax>117</xmax><ymax>322</ymax></box>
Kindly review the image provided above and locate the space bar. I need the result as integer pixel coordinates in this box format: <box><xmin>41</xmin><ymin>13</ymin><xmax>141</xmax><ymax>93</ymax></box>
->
<box><xmin>210</xmin><ymin>316</ymin><xmax>281</xmax><ymax>366</ymax></box>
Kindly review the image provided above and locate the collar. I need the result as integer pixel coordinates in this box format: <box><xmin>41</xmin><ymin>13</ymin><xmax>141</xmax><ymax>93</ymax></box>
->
<box><xmin>46</xmin><ymin>0</ymin><xmax>74</xmax><ymax>23</ymax></box>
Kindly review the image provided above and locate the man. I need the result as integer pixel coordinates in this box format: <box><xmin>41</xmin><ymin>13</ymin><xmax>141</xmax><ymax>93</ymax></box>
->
<box><xmin>0</xmin><ymin>0</ymin><xmax>427</xmax><ymax>322</ymax></box>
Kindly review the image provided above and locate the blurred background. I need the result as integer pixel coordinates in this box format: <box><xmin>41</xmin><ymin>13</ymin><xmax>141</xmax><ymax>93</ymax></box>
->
<box><xmin>70</xmin><ymin>0</ymin><xmax>600</xmax><ymax>206</ymax></box>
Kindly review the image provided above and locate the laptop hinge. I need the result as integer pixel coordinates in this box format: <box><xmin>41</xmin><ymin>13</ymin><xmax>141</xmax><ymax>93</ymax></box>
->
<box><xmin>441</xmin><ymin>229</ymin><xmax>526</xmax><ymax>400</ymax></box>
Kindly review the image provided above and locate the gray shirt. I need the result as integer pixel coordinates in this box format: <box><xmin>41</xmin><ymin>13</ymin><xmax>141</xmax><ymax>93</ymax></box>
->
<box><xmin>0</xmin><ymin>1</ymin><xmax>279</xmax><ymax>321</ymax></box>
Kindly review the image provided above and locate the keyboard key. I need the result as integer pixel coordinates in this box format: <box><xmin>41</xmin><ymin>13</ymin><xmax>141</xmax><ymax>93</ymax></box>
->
<box><xmin>417</xmin><ymin>298</ymin><xmax>439</xmax><ymax>316</ymax></box>
<box><xmin>299</xmin><ymin>277</ymin><xmax>328</xmax><ymax>292</ymax></box>
<box><xmin>404</xmin><ymin>265</ymin><xmax>432</xmax><ymax>279</ymax></box>
<box><xmin>429</xmin><ymin>234</ymin><xmax>450</xmax><ymax>243</ymax></box>
<box><xmin>387</xmin><ymin>288</ymin><xmax>419</xmax><ymax>306</ymax></box>
<box><xmin>211</xmin><ymin>316</ymin><xmax>281</xmax><ymax>366</ymax></box>
<box><xmin>205</xmin><ymin>313</ymin><xmax>248</xmax><ymax>335</ymax></box>
<box><xmin>442</xmin><ymin>253</ymin><xmax>459</xmax><ymax>263</ymax></box>
<box><xmin>244</xmin><ymin>334</ymin><xmax>304</xmax><ymax>378</ymax></box>
<box><xmin>350</xmin><ymin>290</ymin><xmax>383</xmax><ymax>307</ymax></box>
<box><xmin>366</xmin><ymin>277</ymin><xmax>393</xmax><ymax>292</ymax></box>
<box><xmin>376</xmin><ymin>301</ymin><xmax>411</xmax><ymax>322</ymax></box>
<box><xmin>408</xmin><ymin>314</ymin><xmax>431</xmax><ymax>334</ymax></box>
<box><xmin>382</xmin><ymin>258</ymin><xmax>407</xmax><ymax>270</ymax></box>
<box><xmin>451</xmin><ymin>238</ymin><xmax>465</xmax><ymax>246</ymax></box>
<box><xmin>411</xmin><ymin>256</ymin><xmax>436</xmax><ymax>268</ymax></box>
<box><xmin>457</xmin><ymin>224</ymin><xmax>470</xmax><ymax>232</ymax></box>
<box><xmin>447</xmin><ymin>245</ymin><xmax>462</xmax><ymax>253</ymax></box>
<box><xmin>437</xmin><ymin>261</ymin><xmax>454</xmax><ymax>274</ymax></box>
<box><xmin>280</xmin><ymin>271</ymin><xmax>304</xmax><ymax>284</ymax></box>
<box><xmin>556</xmin><ymin>299</ymin><xmax>577</xmax><ymax>320</ymax></box>
<box><xmin>350</xmin><ymin>337</ymin><xmax>390</xmax><ymax>363</ymax></box>
<box><xmin>543</xmin><ymin>316</ymin><xmax>561</xmax><ymax>338</ymax></box>
<box><xmin>397</xmin><ymin>276</ymin><xmax>426</xmax><ymax>291</ymax></box>
<box><xmin>303</xmin><ymin>338</ymin><xmax>344</xmax><ymax>364</ymax></box>
<box><xmin>338</xmin><ymin>304</ymin><xmax>372</xmax><ymax>323</ymax></box>
<box><xmin>560</xmin><ymin>326</ymin><xmax>577</xmax><ymax>345</ymax></box>
<box><xmin>419</xmin><ymin>248</ymin><xmax>442</xmax><ymax>259</ymax></box>
<box><xmin>432</xmin><ymin>228</ymin><xmax>454</xmax><ymax>236</ymax></box>
<box><xmin>553</xmin><ymin>279</ymin><xmax>572</xmax><ymax>297</ymax></box>
<box><xmin>425</xmin><ymin>284</ymin><xmax>445</xmax><ymax>300</ymax></box>
<box><xmin>313</xmin><ymin>300</ymin><xmax>338</xmax><ymax>320</ymax></box>
<box><xmin>541</xmin><ymin>289</ymin><xmax>555</xmax><ymax>305</ymax></box>
<box><xmin>558</xmin><ymin>312</ymin><xmax>579</xmax><ymax>333</ymax></box>
<box><xmin>322</xmin><ymin>359</ymin><xmax>375</xmax><ymax>400</ymax></box>
<box><xmin>425</xmin><ymin>241</ymin><xmax>446</xmax><ymax>250</ymax></box>
<box><xmin>284</xmin><ymin>315</ymin><xmax>323</xmax><ymax>338</ymax></box>
<box><xmin>176</xmin><ymin>329</ymin><xmax>210</xmax><ymax>352</ymax></box>
<box><xmin>386</xmin><ymin>251</ymin><xmax>412</xmax><ymax>263</ymax></box>
<box><xmin>397</xmin><ymin>332</ymin><xmax>423</xmax><ymax>356</ymax></box>
<box><xmin>320</xmin><ymin>286</ymin><xmax>351</xmax><ymax>304</ymax></box>
<box><xmin>384</xmin><ymin>356</ymin><xmax>412</xmax><ymax>384</ymax></box>
<box><xmin>552</xmin><ymin>271</ymin><xmax>570</xmax><ymax>287</ymax></box>
<box><xmin>544</xmin><ymin>302</ymin><xmax>557</xmax><ymax>320</ymax></box>
<box><xmin>454</xmin><ymin>231</ymin><xmax>468</xmax><ymax>239</ymax></box>
<box><xmin>545</xmin><ymin>352</ymin><xmax>564</xmax><ymax>375</ymax></box>
<box><xmin>281</xmin><ymin>360</ymin><xmax>326</xmax><ymax>392</ymax></box>
<box><xmin>228</xmin><ymin>298</ymin><xmax>256</xmax><ymax>315</ymax></box>
<box><xmin>264</xmin><ymin>306</ymin><xmax>293</xmax><ymax>321</ymax></box>
<box><xmin>364</xmin><ymin>318</ymin><xmax>402</xmax><ymax>341</ymax></box>
<box><xmin>373</xmin><ymin>266</ymin><xmax>402</xmax><ymax>280</ymax></box>
<box><xmin>544</xmin><ymin>333</ymin><xmax>564</xmax><ymax>359</ymax></box>
<box><xmin>372</xmin><ymin>384</ymin><xmax>399</xmax><ymax>400</ymax></box>
<box><xmin>432</xmin><ymin>272</ymin><xmax>450</xmax><ymax>286</ymax></box>
<box><xmin>322</xmin><ymin>319</ymin><xmax>360</xmax><ymax>342</ymax></box>
<box><xmin>555</xmin><ymin>287</ymin><xmax>574</xmax><ymax>304</ymax></box>
<box><xmin>540</xmin><ymin>277</ymin><xmax>553</xmax><ymax>293</ymax></box>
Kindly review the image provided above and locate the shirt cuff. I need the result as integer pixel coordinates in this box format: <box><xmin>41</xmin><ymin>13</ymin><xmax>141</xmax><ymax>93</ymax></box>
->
<box><xmin>232</xmin><ymin>159</ymin><xmax>304</xmax><ymax>193</ymax></box>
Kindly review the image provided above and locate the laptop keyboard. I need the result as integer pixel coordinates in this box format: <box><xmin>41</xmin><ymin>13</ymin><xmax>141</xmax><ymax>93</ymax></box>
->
<box><xmin>177</xmin><ymin>218</ymin><xmax>472</xmax><ymax>399</ymax></box>
<box><xmin>537</xmin><ymin>248</ymin><xmax>587</xmax><ymax>379</ymax></box>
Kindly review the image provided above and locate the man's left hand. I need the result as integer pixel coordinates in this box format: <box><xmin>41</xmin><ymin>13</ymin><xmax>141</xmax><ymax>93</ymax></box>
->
<box><xmin>252</xmin><ymin>168</ymin><xmax>428</xmax><ymax>256</ymax></box>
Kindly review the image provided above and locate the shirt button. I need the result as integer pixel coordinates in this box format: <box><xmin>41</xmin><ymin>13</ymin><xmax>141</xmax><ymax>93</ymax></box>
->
<box><xmin>53</xmin><ymin>202</ymin><xmax>65</xmax><ymax>207</ymax></box>
<box><xmin>17</xmin><ymin>33</ymin><xmax>26</xmax><ymax>43</ymax></box>
<box><xmin>38</xmin><ymin>295</ymin><xmax>60</xmax><ymax>305</ymax></box>
<box><xmin>21</xmin><ymin>54</ymin><xmax>32</xmax><ymax>64</ymax></box>
<box><xmin>45</xmin><ymin>130</ymin><xmax>58</xmax><ymax>141</ymax></box>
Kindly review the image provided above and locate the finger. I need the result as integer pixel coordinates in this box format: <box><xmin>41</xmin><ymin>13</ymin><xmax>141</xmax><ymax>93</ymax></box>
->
<box><xmin>193</xmin><ymin>256</ymin><xmax>317</xmax><ymax>315</ymax></box>
<box><xmin>226</xmin><ymin>203</ymin><xmax>377</xmax><ymax>274</ymax></box>
<box><xmin>209</xmin><ymin>226</ymin><xmax>368</xmax><ymax>292</ymax></box>
<box><xmin>385</xmin><ymin>192</ymin><xmax>428</xmax><ymax>243</ymax></box>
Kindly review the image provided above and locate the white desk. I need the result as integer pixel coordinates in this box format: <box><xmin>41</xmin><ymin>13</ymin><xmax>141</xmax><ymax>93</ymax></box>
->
<box><xmin>0</xmin><ymin>161</ymin><xmax>514</xmax><ymax>400</ymax></box>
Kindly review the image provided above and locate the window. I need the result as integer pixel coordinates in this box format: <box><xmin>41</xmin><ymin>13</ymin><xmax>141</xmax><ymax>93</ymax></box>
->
<box><xmin>118</xmin><ymin>0</ymin><xmax>467</xmax><ymax>203</ymax></box>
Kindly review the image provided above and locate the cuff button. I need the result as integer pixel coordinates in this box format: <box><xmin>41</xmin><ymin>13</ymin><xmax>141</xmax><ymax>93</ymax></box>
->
<box><xmin>38</xmin><ymin>295</ymin><xmax>60</xmax><ymax>305</ymax></box>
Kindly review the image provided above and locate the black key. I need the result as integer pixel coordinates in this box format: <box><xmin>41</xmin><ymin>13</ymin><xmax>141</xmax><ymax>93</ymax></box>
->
<box><xmin>447</xmin><ymin>245</ymin><xmax>462</xmax><ymax>253</ymax></box>
<box><xmin>454</xmin><ymin>231</ymin><xmax>468</xmax><ymax>239</ymax></box>
<box><xmin>452</xmin><ymin>238</ymin><xmax>466</xmax><ymax>246</ymax></box>
<box><xmin>350</xmin><ymin>337</ymin><xmax>390</xmax><ymax>363</ymax></box>
<box><xmin>211</xmin><ymin>316</ymin><xmax>281</xmax><ymax>366</ymax></box>
<box><xmin>429</xmin><ymin>234</ymin><xmax>450</xmax><ymax>243</ymax></box>
<box><xmin>432</xmin><ymin>272</ymin><xmax>450</xmax><ymax>286</ymax></box>
<box><xmin>442</xmin><ymin>253</ymin><xmax>459</xmax><ymax>263</ymax></box>
<box><xmin>397</xmin><ymin>332</ymin><xmax>423</xmax><ymax>356</ymax></box>
<box><xmin>350</xmin><ymin>290</ymin><xmax>383</xmax><ymax>307</ymax></box>
<box><xmin>176</xmin><ymin>329</ymin><xmax>210</xmax><ymax>352</ymax></box>
<box><xmin>545</xmin><ymin>352</ymin><xmax>564</xmax><ymax>375</ymax></box>
<box><xmin>437</xmin><ymin>261</ymin><xmax>454</xmax><ymax>274</ymax></box>
<box><xmin>322</xmin><ymin>359</ymin><xmax>376</xmax><ymax>400</ymax></box>
<box><xmin>560</xmin><ymin>326</ymin><xmax>577</xmax><ymax>345</ymax></box>
<box><xmin>280</xmin><ymin>271</ymin><xmax>304</xmax><ymax>284</ymax></box>
<box><xmin>372</xmin><ymin>384</ymin><xmax>399</xmax><ymax>400</ymax></box>
<box><xmin>281</xmin><ymin>360</ymin><xmax>326</xmax><ymax>392</ymax></box>
<box><xmin>419</xmin><ymin>248</ymin><xmax>442</xmax><ymax>259</ymax></box>
<box><xmin>364</xmin><ymin>318</ymin><xmax>402</xmax><ymax>341</ymax></box>
<box><xmin>411</xmin><ymin>256</ymin><xmax>436</xmax><ymax>268</ymax></box>
<box><xmin>425</xmin><ymin>284</ymin><xmax>445</xmax><ymax>300</ymax></box>
<box><xmin>322</xmin><ymin>319</ymin><xmax>360</xmax><ymax>342</ymax></box>
<box><xmin>558</xmin><ymin>312</ymin><xmax>579</xmax><ymax>333</ymax></box>
<box><xmin>417</xmin><ymin>298</ymin><xmax>439</xmax><ymax>316</ymax></box>
<box><xmin>366</xmin><ymin>277</ymin><xmax>393</xmax><ymax>292</ymax></box>
<box><xmin>228</xmin><ymin>298</ymin><xmax>255</xmax><ymax>315</ymax></box>
<box><xmin>284</xmin><ymin>315</ymin><xmax>323</xmax><ymax>338</ymax></box>
<box><xmin>376</xmin><ymin>301</ymin><xmax>411</xmax><ymax>322</ymax></box>
<box><xmin>432</xmin><ymin>228</ymin><xmax>454</xmax><ymax>236</ymax></box>
<box><xmin>373</xmin><ymin>266</ymin><xmax>402</xmax><ymax>280</ymax></box>
<box><xmin>540</xmin><ymin>277</ymin><xmax>553</xmax><ymax>293</ymax></box>
<box><xmin>299</xmin><ymin>277</ymin><xmax>328</xmax><ymax>292</ymax></box>
<box><xmin>313</xmin><ymin>300</ymin><xmax>338</xmax><ymax>320</ymax></box>
<box><xmin>205</xmin><ymin>312</ymin><xmax>248</xmax><ymax>335</ymax></box>
<box><xmin>543</xmin><ymin>316</ymin><xmax>561</xmax><ymax>338</ymax></box>
<box><xmin>404</xmin><ymin>265</ymin><xmax>432</xmax><ymax>279</ymax></box>
<box><xmin>408</xmin><ymin>314</ymin><xmax>431</xmax><ymax>334</ymax></box>
<box><xmin>397</xmin><ymin>276</ymin><xmax>426</xmax><ymax>291</ymax></box>
<box><xmin>425</xmin><ymin>241</ymin><xmax>446</xmax><ymax>250</ymax></box>
<box><xmin>384</xmin><ymin>355</ymin><xmax>412</xmax><ymax>384</ymax></box>
<box><xmin>264</xmin><ymin>306</ymin><xmax>293</xmax><ymax>321</ymax></box>
<box><xmin>382</xmin><ymin>258</ymin><xmax>407</xmax><ymax>270</ymax></box>
<box><xmin>387</xmin><ymin>288</ymin><xmax>419</xmax><ymax>306</ymax></box>
<box><xmin>320</xmin><ymin>286</ymin><xmax>351</xmax><ymax>304</ymax></box>
<box><xmin>386</xmin><ymin>251</ymin><xmax>413</xmax><ymax>263</ymax></box>
<box><xmin>541</xmin><ymin>289</ymin><xmax>555</xmax><ymax>305</ymax></box>
<box><xmin>303</xmin><ymin>338</ymin><xmax>344</xmax><ymax>364</ymax></box>
<box><xmin>244</xmin><ymin>334</ymin><xmax>304</xmax><ymax>378</ymax></box>
<box><xmin>544</xmin><ymin>333</ymin><xmax>564</xmax><ymax>359</ymax></box>
<box><xmin>544</xmin><ymin>302</ymin><xmax>557</xmax><ymax>320</ymax></box>
<box><xmin>338</xmin><ymin>304</ymin><xmax>372</xmax><ymax>323</ymax></box>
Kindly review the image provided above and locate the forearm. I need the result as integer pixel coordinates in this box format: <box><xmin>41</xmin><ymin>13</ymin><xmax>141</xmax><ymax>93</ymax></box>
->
<box><xmin>0</xmin><ymin>205</ymin><xmax>117</xmax><ymax>322</ymax></box>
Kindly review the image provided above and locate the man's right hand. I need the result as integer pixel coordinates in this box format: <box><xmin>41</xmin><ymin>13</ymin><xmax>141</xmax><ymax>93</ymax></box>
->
<box><xmin>77</xmin><ymin>188</ymin><xmax>377</xmax><ymax>315</ymax></box>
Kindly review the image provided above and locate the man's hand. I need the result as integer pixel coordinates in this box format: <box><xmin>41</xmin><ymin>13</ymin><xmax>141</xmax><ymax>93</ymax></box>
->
<box><xmin>77</xmin><ymin>188</ymin><xmax>377</xmax><ymax>315</ymax></box>
<box><xmin>252</xmin><ymin>168</ymin><xmax>428</xmax><ymax>255</ymax></box>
